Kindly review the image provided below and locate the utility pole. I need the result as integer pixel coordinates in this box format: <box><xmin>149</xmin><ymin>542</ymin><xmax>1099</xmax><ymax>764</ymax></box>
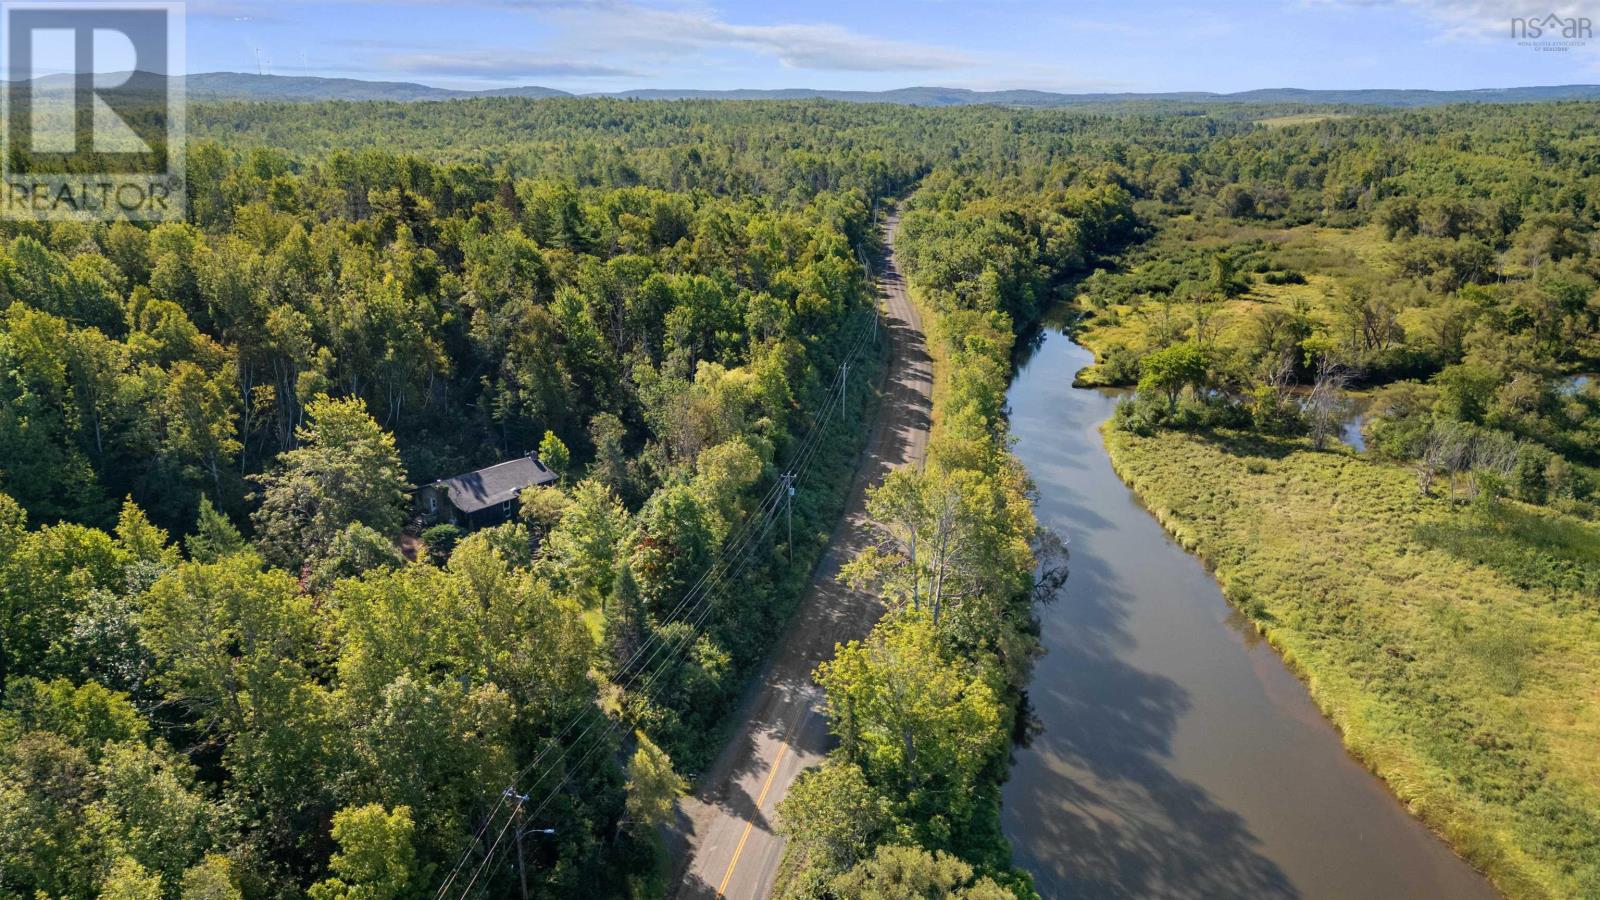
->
<box><xmin>506</xmin><ymin>789</ymin><xmax>529</xmax><ymax>900</ymax></box>
<box><xmin>782</xmin><ymin>472</ymin><xmax>796</xmax><ymax>563</ymax></box>
<box><xmin>841</xmin><ymin>361</ymin><xmax>849</xmax><ymax>412</ymax></box>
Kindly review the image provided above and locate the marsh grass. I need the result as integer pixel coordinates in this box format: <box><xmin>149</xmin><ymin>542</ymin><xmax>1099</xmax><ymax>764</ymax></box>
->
<box><xmin>1417</xmin><ymin>503</ymin><xmax>1600</xmax><ymax>597</ymax></box>
<box><xmin>1106</xmin><ymin>425</ymin><xmax>1600</xmax><ymax>899</ymax></box>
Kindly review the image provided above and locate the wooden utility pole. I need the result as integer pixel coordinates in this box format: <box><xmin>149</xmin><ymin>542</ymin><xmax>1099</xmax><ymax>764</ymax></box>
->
<box><xmin>506</xmin><ymin>789</ymin><xmax>529</xmax><ymax>900</ymax></box>
<box><xmin>783</xmin><ymin>472</ymin><xmax>796</xmax><ymax>563</ymax></box>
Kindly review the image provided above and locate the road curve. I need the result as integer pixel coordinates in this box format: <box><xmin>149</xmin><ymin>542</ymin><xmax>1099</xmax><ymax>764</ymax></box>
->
<box><xmin>666</xmin><ymin>212</ymin><xmax>932</xmax><ymax>900</ymax></box>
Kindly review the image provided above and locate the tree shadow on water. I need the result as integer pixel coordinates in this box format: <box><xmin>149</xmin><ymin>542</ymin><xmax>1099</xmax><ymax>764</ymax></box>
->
<box><xmin>1007</xmin><ymin>545</ymin><xmax>1300</xmax><ymax>900</ymax></box>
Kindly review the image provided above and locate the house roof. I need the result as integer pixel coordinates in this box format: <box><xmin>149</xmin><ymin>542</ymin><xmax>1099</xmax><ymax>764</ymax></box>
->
<box><xmin>432</xmin><ymin>455</ymin><xmax>557</xmax><ymax>514</ymax></box>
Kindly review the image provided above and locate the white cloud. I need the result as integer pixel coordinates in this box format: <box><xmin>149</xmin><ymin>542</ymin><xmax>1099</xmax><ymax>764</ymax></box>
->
<box><xmin>206</xmin><ymin>0</ymin><xmax>976</xmax><ymax>73</ymax></box>
<box><xmin>385</xmin><ymin>49</ymin><xmax>639</xmax><ymax>79</ymax></box>
<box><xmin>529</xmin><ymin>0</ymin><xmax>976</xmax><ymax>71</ymax></box>
<box><xmin>1305</xmin><ymin>0</ymin><xmax>1592</xmax><ymax>41</ymax></box>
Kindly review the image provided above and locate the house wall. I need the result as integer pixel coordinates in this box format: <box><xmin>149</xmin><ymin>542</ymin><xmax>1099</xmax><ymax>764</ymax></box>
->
<box><xmin>416</xmin><ymin>486</ymin><xmax>450</xmax><ymax>525</ymax></box>
<box><xmin>466</xmin><ymin>500</ymin><xmax>517</xmax><ymax>529</ymax></box>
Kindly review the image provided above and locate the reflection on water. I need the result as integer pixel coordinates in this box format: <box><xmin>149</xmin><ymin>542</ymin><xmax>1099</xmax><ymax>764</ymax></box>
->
<box><xmin>1338</xmin><ymin>396</ymin><xmax>1372</xmax><ymax>452</ymax></box>
<box><xmin>1000</xmin><ymin>316</ymin><xmax>1498</xmax><ymax>900</ymax></box>
<box><xmin>1339</xmin><ymin>414</ymin><xmax>1366</xmax><ymax>452</ymax></box>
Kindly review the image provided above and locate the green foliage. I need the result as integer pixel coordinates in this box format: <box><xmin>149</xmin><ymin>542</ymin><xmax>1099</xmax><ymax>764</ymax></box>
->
<box><xmin>1209</xmin><ymin>251</ymin><xmax>1248</xmax><ymax>297</ymax></box>
<box><xmin>623</xmin><ymin>731</ymin><xmax>686</xmax><ymax>832</ymax></box>
<box><xmin>627</xmin><ymin>485</ymin><xmax>712</xmax><ymax>618</ymax></box>
<box><xmin>540</xmin><ymin>479</ymin><xmax>627</xmax><ymax>607</ymax></box>
<box><xmin>1433</xmin><ymin>364</ymin><xmax>1500</xmax><ymax>424</ymax></box>
<box><xmin>0</xmin><ymin>96</ymin><xmax>902</xmax><ymax>899</ymax></box>
<box><xmin>308</xmin><ymin>804</ymin><xmax>417</xmax><ymax>900</ymax></box>
<box><xmin>102</xmin><ymin>857</ymin><xmax>165</xmax><ymax>900</ymax></box>
<box><xmin>787</xmin><ymin>190</ymin><xmax>1049</xmax><ymax>895</ymax></box>
<box><xmin>1416</xmin><ymin>502</ymin><xmax>1600</xmax><ymax>596</ymax></box>
<box><xmin>0</xmin><ymin>504</ymin><xmax>131</xmax><ymax>685</ymax></box>
<box><xmin>1137</xmin><ymin>341</ymin><xmax>1209</xmax><ymax>410</ymax></box>
<box><xmin>418</xmin><ymin>523</ymin><xmax>460</xmax><ymax>563</ymax></box>
<box><xmin>185</xmin><ymin>496</ymin><xmax>245</xmax><ymax>562</ymax></box>
<box><xmin>842</xmin><ymin>466</ymin><xmax>1030</xmax><ymax>635</ymax></box>
<box><xmin>179</xmin><ymin>855</ymin><xmax>242</xmax><ymax>900</ymax></box>
<box><xmin>0</xmin><ymin>680</ymin><xmax>219</xmax><ymax>898</ymax></box>
<box><xmin>778</xmin><ymin>759</ymin><xmax>893</xmax><ymax>875</ymax></box>
<box><xmin>817</xmin><ymin>616</ymin><xmax>1004</xmax><ymax>828</ymax></box>
<box><xmin>538</xmin><ymin>430</ymin><xmax>570</xmax><ymax>480</ymax></box>
<box><xmin>313</xmin><ymin>522</ymin><xmax>404</xmax><ymax>589</ymax></box>
<box><xmin>828</xmin><ymin>845</ymin><xmax>1015</xmax><ymax>900</ymax></box>
<box><xmin>3</xmin><ymin>677</ymin><xmax>146</xmax><ymax>757</ymax></box>
<box><xmin>602</xmin><ymin>560</ymin><xmax>645</xmax><ymax>678</ymax></box>
<box><xmin>251</xmin><ymin>395</ymin><xmax>409</xmax><ymax>570</ymax></box>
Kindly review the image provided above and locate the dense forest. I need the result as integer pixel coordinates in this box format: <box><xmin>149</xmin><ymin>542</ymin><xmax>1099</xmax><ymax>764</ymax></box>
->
<box><xmin>5</xmin><ymin>93</ymin><xmax>1600</xmax><ymax>899</ymax></box>
<box><xmin>0</xmin><ymin>101</ymin><xmax>902</xmax><ymax>899</ymax></box>
<box><xmin>0</xmin><ymin>97</ymin><xmax>1161</xmax><ymax>900</ymax></box>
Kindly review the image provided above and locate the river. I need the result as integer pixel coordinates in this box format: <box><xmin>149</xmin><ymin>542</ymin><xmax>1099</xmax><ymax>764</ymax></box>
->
<box><xmin>999</xmin><ymin>315</ymin><xmax>1499</xmax><ymax>899</ymax></box>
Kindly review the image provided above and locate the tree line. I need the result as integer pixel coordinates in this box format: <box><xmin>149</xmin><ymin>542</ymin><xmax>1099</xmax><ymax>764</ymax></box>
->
<box><xmin>0</xmin><ymin>105</ymin><xmax>891</xmax><ymax>899</ymax></box>
<box><xmin>773</xmin><ymin>161</ymin><xmax>1141</xmax><ymax>896</ymax></box>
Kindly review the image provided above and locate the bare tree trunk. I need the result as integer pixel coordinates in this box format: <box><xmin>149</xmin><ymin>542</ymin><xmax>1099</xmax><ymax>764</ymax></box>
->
<box><xmin>1307</xmin><ymin>355</ymin><xmax>1353</xmax><ymax>450</ymax></box>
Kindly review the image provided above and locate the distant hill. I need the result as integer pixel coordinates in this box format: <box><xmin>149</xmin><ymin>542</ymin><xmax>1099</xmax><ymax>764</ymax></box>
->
<box><xmin>603</xmin><ymin>84</ymin><xmax>1600</xmax><ymax>108</ymax></box>
<box><xmin>14</xmin><ymin>72</ymin><xmax>1600</xmax><ymax>107</ymax></box>
<box><xmin>600</xmin><ymin>86</ymin><xmax>1191</xmax><ymax>105</ymax></box>
<box><xmin>1208</xmin><ymin>85</ymin><xmax>1600</xmax><ymax>107</ymax></box>
<box><xmin>180</xmin><ymin>72</ymin><xmax>571</xmax><ymax>102</ymax></box>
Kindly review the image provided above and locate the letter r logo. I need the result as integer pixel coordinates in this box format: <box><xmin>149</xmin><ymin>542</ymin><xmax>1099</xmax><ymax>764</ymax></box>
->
<box><xmin>0</xmin><ymin>1</ymin><xmax>185</xmax><ymax>220</ymax></box>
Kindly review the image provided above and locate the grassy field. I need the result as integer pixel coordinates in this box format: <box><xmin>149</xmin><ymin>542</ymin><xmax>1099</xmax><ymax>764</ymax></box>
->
<box><xmin>1104</xmin><ymin>426</ymin><xmax>1600</xmax><ymax>899</ymax></box>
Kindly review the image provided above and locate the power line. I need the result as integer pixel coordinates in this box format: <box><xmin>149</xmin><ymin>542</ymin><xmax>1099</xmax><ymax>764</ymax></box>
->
<box><xmin>437</xmin><ymin>290</ymin><xmax>884</xmax><ymax>900</ymax></box>
<box><xmin>464</xmin><ymin>504</ymin><xmax>788</xmax><ymax>898</ymax></box>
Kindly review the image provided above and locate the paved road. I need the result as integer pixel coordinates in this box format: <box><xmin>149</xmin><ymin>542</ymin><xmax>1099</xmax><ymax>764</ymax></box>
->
<box><xmin>666</xmin><ymin>213</ymin><xmax>932</xmax><ymax>900</ymax></box>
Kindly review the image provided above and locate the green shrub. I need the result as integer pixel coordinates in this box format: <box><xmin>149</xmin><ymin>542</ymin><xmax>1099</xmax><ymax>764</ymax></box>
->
<box><xmin>1513</xmin><ymin>445</ymin><xmax>1553</xmax><ymax>504</ymax></box>
<box><xmin>420</xmin><ymin>523</ymin><xmax>461</xmax><ymax>562</ymax></box>
<box><xmin>1098</xmin><ymin>344</ymin><xmax>1142</xmax><ymax>385</ymax></box>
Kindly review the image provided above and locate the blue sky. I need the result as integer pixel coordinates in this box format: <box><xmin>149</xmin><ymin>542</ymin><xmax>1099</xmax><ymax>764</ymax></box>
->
<box><xmin>181</xmin><ymin>0</ymin><xmax>1600</xmax><ymax>93</ymax></box>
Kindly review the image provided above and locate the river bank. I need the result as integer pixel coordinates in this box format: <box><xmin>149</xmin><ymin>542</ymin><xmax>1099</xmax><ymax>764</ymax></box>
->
<box><xmin>1098</xmin><ymin>395</ymin><xmax>1600</xmax><ymax>899</ymax></box>
<box><xmin>1000</xmin><ymin>322</ymin><xmax>1503</xmax><ymax>899</ymax></box>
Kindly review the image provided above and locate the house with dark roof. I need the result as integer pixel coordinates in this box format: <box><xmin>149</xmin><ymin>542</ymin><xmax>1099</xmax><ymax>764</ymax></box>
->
<box><xmin>416</xmin><ymin>453</ymin><xmax>558</xmax><ymax>529</ymax></box>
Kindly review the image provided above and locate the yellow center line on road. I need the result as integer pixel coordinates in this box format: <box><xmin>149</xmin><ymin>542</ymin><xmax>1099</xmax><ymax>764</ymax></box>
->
<box><xmin>715</xmin><ymin>715</ymin><xmax>800</xmax><ymax>898</ymax></box>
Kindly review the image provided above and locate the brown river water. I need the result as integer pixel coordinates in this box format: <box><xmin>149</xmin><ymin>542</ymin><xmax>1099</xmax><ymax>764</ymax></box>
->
<box><xmin>999</xmin><ymin>315</ymin><xmax>1500</xmax><ymax>900</ymax></box>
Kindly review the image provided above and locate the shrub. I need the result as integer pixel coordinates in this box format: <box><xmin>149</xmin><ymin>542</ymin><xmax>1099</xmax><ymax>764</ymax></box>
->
<box><xmin>1098</xmin><ymin>343</ymin><xmax>1142</xmax><ymax>385</ymax></box>
<box><xmin>420</xmin><ymin>523</ymin><xmax>461</xmax><ymax>563</ymax></box>
<box><xmin>1513</xmin><ymin>445</ymin><xmax>1554</xmax><ymax>504</ymax></box>
<box><xmin>1249</xmin><ymin>384</ymin><xmax>1304</xmax><ymax>436</ymax></box>
<box><xmin>1112</xmin><ymin>396</ymin><xmax>1162</xmax><ymax>435</ymax></box>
